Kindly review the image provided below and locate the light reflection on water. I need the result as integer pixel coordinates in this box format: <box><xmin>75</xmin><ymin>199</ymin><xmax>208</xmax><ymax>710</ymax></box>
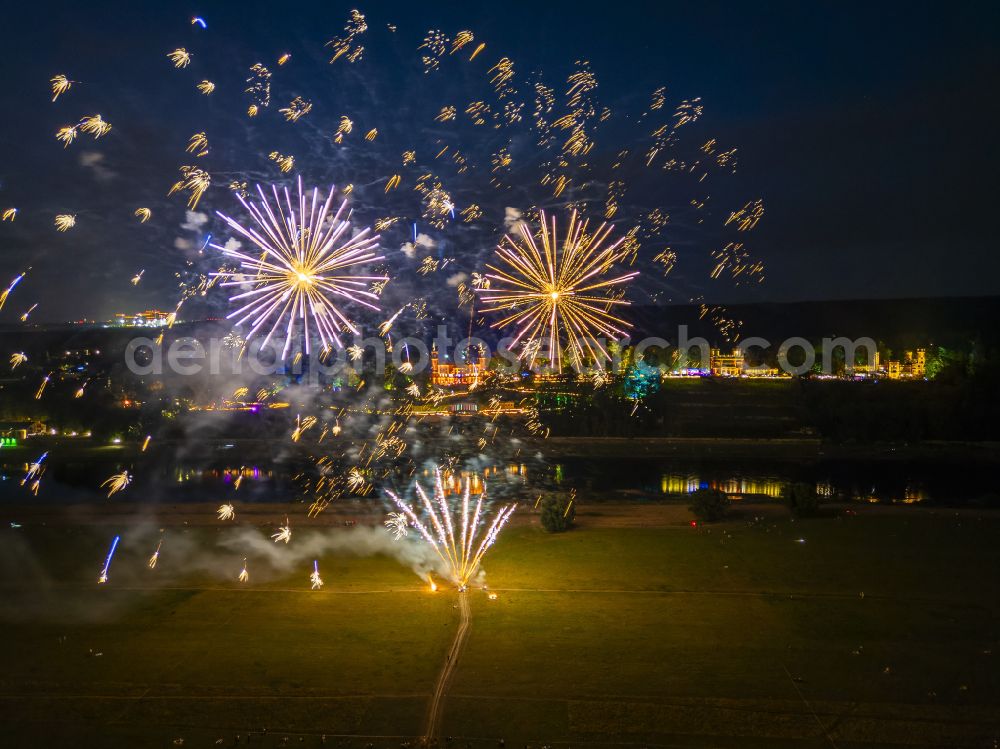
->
<box><xmin>0</xmin><ymin>457</ymin><xmax>951</xmax><ymax>505</ymax></box>
<box><xmin>658</xmin><ymin>473</ymin><xmax>785</xmax><ymax>499</ymax></box>
<box><xmin>656</xmin><ymin>472</ymin><xmax>928</xmax><ymax>503</ymax></box>
<box><xmin>146</xmin><ymin>462</ymin><xmax>938</xmax><ymax>504</ymax></box>
<box><xmin>174</xmin><ymin>466</ymin><xmax>272</xmax><ymax>484</ymax></box>
<box><xmin>419</xmin><ymin>463</ymin><xmax>529</xmax><ymax>495</ymax></box>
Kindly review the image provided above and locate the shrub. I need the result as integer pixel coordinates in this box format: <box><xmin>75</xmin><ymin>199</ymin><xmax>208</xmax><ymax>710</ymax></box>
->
<box><xmin>688</xmin><ymin>488</ymin><xmax>729</xmax><ymax>522</ymax></box>
<box><xmin>539</xmin><ymin>492</ymin><xmax>576</xmax><ymax>533</ymax></box>
<box><xmin>783</xmin><ymin>482</ymin><xmax>821</xmax><ymax>517</ymax></box>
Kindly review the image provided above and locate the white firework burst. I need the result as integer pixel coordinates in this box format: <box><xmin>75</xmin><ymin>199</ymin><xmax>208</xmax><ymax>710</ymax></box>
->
<box><xmin>384</xmin><ymin>511</ymin><xmax>410</xmax><ymax>540</ymax></box>
<box><xmin>211</xmin><ymin>178</ymin><xmax>385</xmax><ymax>358</ymax></box>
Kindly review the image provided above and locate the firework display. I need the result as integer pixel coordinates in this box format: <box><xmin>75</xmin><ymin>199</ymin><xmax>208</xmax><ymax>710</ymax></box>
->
<box><xmin>211</xmin><ymin>178</ymin><xmax>386</xmax><ymax>357</ymax></box>
<box><xmin>478</xmin><ymin>211</ymin><xmax>639</xmax><ymax>371</ymax></box>
<box><xmin>0</xmin><ymin>6</ymin><xmax>991</xmax><ymax>748</ymax></box>
<box><xmin>385</xmin><ymin>468</ymin><xmax>515</xmax><ymax>588</ymax></box>
<box><xmin>0</xmin><ymin>4</ymin><xmax>761</xmax><ymax>608</ymax></box>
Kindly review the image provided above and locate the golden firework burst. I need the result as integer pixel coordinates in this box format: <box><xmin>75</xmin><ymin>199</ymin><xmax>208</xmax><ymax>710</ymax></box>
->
<box><xmin>477</xmin><ymin>210</ymin><xmax>639</xmax><ymax>372</ymax></box>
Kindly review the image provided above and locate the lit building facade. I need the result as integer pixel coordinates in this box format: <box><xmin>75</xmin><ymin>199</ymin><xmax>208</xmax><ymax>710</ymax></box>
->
<box><xmin>113</xmin><ymin>310</ymin><xmax>170</xmax><ymax>327</ymax></box>
<box><xmin>709</xmin><ymin>348</ymin><xmax>780</xmax><ymax>378</ymax></box>
<box><xmin>430</xmin><ymin>344</ymin><xmax>481</xmax><ymax>387</ymax></box>
<box><xmin>884</xmin><ymin>349</ymin><xmax>926</xmax><ymax>379</ymax></box>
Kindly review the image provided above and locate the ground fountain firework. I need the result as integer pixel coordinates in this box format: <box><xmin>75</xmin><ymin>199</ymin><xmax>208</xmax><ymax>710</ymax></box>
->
<box><xmin>385</xmin><ymin>468</ymin><xmax>515</xmax><ymax>589</ymax></box>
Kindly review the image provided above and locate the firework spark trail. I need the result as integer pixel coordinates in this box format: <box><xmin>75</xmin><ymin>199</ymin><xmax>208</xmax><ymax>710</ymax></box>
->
<box><xmin>0</xmin><ymin>272</ymin><xmax>25</xmax><ymax>311</ymax></box>
<box><xmin>385</xmin><ymin>469</ymin><xmax>515</xmax><ymax>587</ymax></box>
<box><xmin>148</xmin><ymin>538</ymin><xmax>163</xmax><ymax>569</ymax></box>
<box><xmin>291</xmin><ymin>414</ymin><xmax>317</xmax><ymax>442</ymax></box>
<box><xmin>211</xmin><ymin>178</ymin><xmax>386</xmax><ymax>359</ymax></box>
<box><xmin>35</xmin><ymin>372</ymin><xmax>52</xmax><ymax>400</ymax></box>
<box><xmin>21</xmin><ymin>452</ymin><xmax>47</xmax><ymax>488</ymax></box>
<box><xmin>477</xmin><ymin>210</ymin><xmax>639</xmax><ymax>372</ymax></box>
<box><xmin>310</xmin><ymin>559</ymin><xmax>323</xmax><ymax>589</ymax></box>
<box><xmin>217</xmin><ymin>503</ymin><xmax>236</xmax><ymax>521</ymax></box>
<box><xmin>98</xmin><ymin>535</ymin><xmax>120</xmax><ymax>584</ymax></box>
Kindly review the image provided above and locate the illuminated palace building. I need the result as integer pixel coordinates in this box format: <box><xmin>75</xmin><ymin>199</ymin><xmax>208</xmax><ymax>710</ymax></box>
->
<box><xmin>708</xmin><ymin>348</ymin><xmax>780</xmax><ymax>378</ymax></box>
<box><xmin>708</xmin><ymin>347</ymin><xmax>926</xmax><ymax>379</ymax></box>
<box><xmin>430</xmin><ymin>344</ymin><xmax>481</xmax><ymax>388</ymax></box>
<box><xmin>427</xmin><ymin>344</ymin><xmax>928</xmax><ymax>383</ymax></box>
<box><xmin>113</xmin><ymin>310</ymin><xmax>171</xmax><ymax>328</ymax></box>
<box><xmin>854</xmin><ymin>349</ymin><xmax>926</xmax><ymax>379</ymax></box>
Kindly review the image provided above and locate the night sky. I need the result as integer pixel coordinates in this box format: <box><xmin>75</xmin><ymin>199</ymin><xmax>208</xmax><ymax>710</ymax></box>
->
<box><xmin>1</xmin><ymin>1</ymin><xmax>998</xmax><ymax>324</ymax></box>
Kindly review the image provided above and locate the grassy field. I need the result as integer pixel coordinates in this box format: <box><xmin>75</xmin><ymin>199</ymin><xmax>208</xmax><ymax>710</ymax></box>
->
<box><xmin>0</xmin><ymin>509</ymin><xmax>998</xmax><ymax>747</ymax></box>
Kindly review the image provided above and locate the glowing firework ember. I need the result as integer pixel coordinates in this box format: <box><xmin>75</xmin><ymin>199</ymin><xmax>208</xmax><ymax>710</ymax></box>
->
<box><xmin>78</xmin><ymin>114</ymin><xmax>111</xmax><ymax>138</ymax></box>
<box><xmin>54</xmin><ymin>214</ymin><xmax>76</xmax><ymax>232</ymax></box>
<box><xmin>210</xmin><ymin>178</ymin><xmax>386</xmax><ymax>358</ymax></box>
<box><xmin>478</xmin><ymin>211</ymin><xmax>639</xmax><ymax>372</ymax></box>
<box><xmin>291</xmin><ymin>414</ymin><xmax>317</xmax><ymax>442</ymax></box>
<box><xmin>271</xmin><ymin>517</ymin><xmax>292</xmax><ymax>543</ymax></box>
<box><xmin>167</xmin><ymin>48</ymin><xmax>191</xmax><ymax>68</ymax></box>
<box><xmin>385</xmin><ymin>468</ymin><xmax>515</xmax><ymax>588</ymax></box>
<box><xmin>310</xmin><ymin>560</ymin><xmax>323</xmax><ymax>589</ymax></box>
<box><xmin>55</xmin><ymin>126</ymin><xmax>77</xmax><ymax>147</ymax></box>
<box><xmin>217</xmin><ymin>503</ymin><xmax>236</xmax><ymax>521</ymax></box>
<box><xmin>238</xmin><ymin>558</ymin><xmax>249</xmax><ymax>582</ymax></box>
<box><xmin>50</xmin><ymin>74</ymin><xmax>73</xmax><ymax>101</ymax></box>
<box><xmin>384</xmin><ymin>512</ymin><xmax>409</xmax><ymax>540</ymax></box>
<box><xmin>98</xmin><ymin>535</ymin><xmax>120</xmax><ymax>584</ymax></box>
<box><xmin>101</xmin><ymin>471</ymin><xmax>131</xmax><ymax>497</ymax></box>
<box><xmin>168</xmin><ymin>166</ymin><xmax>211</xmax><ymax>209</ymax></box>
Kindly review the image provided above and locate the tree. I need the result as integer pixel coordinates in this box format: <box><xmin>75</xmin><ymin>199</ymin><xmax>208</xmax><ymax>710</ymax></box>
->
<box><xmin>782</xmin><ymin>482</ymin><xmax>820</xmax><ymax>517</ymax></box>
<box><xmin>688</xmin><ymin>488</ymin><xmax>729</xmax><ymax>522</ymax></box>
<box><xmin>925</xmin><ymin>346</ymin><xmax>967</xmax><ymax>382</ymax></box>
<box><xmin>539</xmin><ymin>492</ymin><xmax>576</xmax><ymax>532</ymax></box>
